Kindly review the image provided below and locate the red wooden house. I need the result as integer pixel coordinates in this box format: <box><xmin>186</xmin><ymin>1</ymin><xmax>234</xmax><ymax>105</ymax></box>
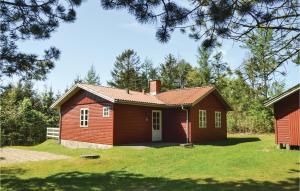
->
<box><xmin>51</xmin><ymin>80</ymin><xmax>232</xmax><ymax>149</ymax></box>
<box><xmin>265</xmin><ymin>84</ymin><xmax>300</xmax><ymax>149</ymax></box>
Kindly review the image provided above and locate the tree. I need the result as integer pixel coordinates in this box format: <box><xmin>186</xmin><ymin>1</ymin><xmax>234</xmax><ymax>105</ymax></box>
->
<box><xmin>101</xmin><ymin>0</ymin><xmax>300</xmax><ymax>72</ymax></box>
<box><xmin>186</xmin><ymin>47</ymin><xmax>230</xmax><ymax>89</ymax></box>
<box><xmin>39</xmin><ymin>87</ymin><xmax>59</xmax><ymax>127</ymax></box>
<box><xmin>84</xmin><ymin>65</ymin><xmax>101</xmax><ymax>85</ymax></box>
<box><xmin>210</xmin><ymin>51</ymin><xmax>231</xmax><ymax>90</ymax></box>
<box><xmin>159</xmin><ymin>54</ymin><xmax>179</xmax><ymax>90</ymax></box>
<box><xmin>0</xmin><ymin>0</ymin><xmax>83</xmax><ymax>81</ymax></box>
<box><xmin>73</xmin><ymin>75</ymin><xmax>84</xmax><ymax>85</ymax></box>
<box><xmin>196</xmin><ymin>47</ymin><xmax>213</xmax><ymax>86</ymax></box>
<box><xmin>177</xmin><ymin>59</ymin><xmax>192</xmax><ymax>88</ymax></box>
<box><xmin>71</xmin><ymin>65</ymin><xmax>101</xmax><ymax>86</ymax></box>
<box><xmin>240</xmin><ymin>29</ymin><xmax>283</xmax><ymax>99</ymax></box>
<box><xmin>108</xmin><ymin>49</ymin><xmax>141</xmax><ymax>91</ymax></box>
<box><xmin>140</xmin><ymin>59</ymin><xmax>158</xmax><ymax>91</ymax></box>
<box><xmin>0</xmin><ymin>82</ymin><xmax>59</xmax><ymax>146</ymax></box>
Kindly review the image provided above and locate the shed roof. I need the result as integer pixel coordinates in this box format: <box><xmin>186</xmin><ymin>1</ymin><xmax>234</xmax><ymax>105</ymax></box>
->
<box><xmin>51</xmin><ymin>83</ymin><xmax>232</xmax><ymax>110</ymax></box>
<box><xmin>264</xmin><ymin>83</ymin><xmax>300</xmax><ymax>107</ymax></box>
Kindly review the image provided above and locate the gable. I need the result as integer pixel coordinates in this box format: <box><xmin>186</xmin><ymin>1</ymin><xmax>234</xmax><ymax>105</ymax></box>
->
<box><xmin>265</xmin><ymin>83</ymin><xmax>300</xmax><ymax>107</ymax></box>
<box><xmin>195</xmin><ymin>91</ymin><xmax>229</xmax><ymax>110</ymax></box>
<box><xmin>61</xmin><ymin>89</ymin><xmax>110</xmax><ymax>109</ymax></box>
<box><xmin>274</xmin><ymin>91</ymin><xmax>299</xmax><ymax>119</ymax></box>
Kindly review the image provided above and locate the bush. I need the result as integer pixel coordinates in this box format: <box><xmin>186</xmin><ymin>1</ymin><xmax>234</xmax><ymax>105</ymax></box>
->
<box><xmin>0</xmin><ymin>82</ymin><xmax>58</xmax><ymax>146</ymax></box>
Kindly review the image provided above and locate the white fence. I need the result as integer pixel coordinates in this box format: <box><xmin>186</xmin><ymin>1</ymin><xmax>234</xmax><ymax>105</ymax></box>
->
<box><xmin>47</xmin><ymin>127</ymin><xmax>60</xmax><ymax>139</ymax></box>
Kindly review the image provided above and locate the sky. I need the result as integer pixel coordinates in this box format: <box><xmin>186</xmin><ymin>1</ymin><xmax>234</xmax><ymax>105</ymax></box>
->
<box><xmin>15</xmin><ymin>0</ymin><xmax>299</xmax><ymax>93</ymax></box>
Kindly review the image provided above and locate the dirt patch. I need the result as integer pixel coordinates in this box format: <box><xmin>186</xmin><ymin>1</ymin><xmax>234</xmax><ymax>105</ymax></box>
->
<box><xmin>0</xmin><ymin>148</ymin><xmax>69</xmax><ymax>164</ymax></box>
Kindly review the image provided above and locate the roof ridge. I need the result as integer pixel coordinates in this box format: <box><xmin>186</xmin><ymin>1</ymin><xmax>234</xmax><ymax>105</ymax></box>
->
<box><xmin>80</xmin><ymin>83</ymin><xmax>215</xmax><ymax>95</ymax></box>
<box><xmin>79</xmin><ymin>83</ymin><xmax>147</xmax><ymax>94</ymax></box>
<box><xmin>158</xmin><ymin>85</ymin><xmax>214</xmax><ymax>94</ymax></box>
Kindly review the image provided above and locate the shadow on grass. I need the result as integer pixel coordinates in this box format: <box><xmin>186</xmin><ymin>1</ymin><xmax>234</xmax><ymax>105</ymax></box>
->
<box><xmin>1</xmin><ymin>167</ymin><xmax>299</xmax><ymax>191</ymax></box>
<box><xmin>199</xmin><ymin>137</ymin><xmax>261</xmax><ymax>146</ymax></box>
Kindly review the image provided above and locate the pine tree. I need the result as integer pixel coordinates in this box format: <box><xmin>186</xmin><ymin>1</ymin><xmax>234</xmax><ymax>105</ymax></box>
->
<box><xmin>40</xmin><ymin>87</ymin><xmax>59</xmax><ymax>127</ymax></box>
<box><xmin>140</xmin><ymin>59</ymin><xmax>158</xmax><ymax>91</ymax></box>
<box><xmin>0</xmin><ymin>82</ymin><xmax>51</xmax><ymax>146</ymax></box>
<box><xmin>108</xmin><ymin>49</ymin><xmax>141</xmax><ymax>91</ymax></box>
<box><xmin>196</xmin><ymin>47</ymin><xmax>213</xmax><ymax>86</ymax></box>
<box><xmin>159</xmin><ymin>54</ymin><xmax>179</xmax><ymax>91</ymax></box>
<box><xmin>241</xmin><ymin>29</ymin><xmax>282</xmax><ymax>99</ymax></box>
<box><xmin>177</xmin><ymin>59</ymin><xmax>192</xmax><ymax>88</ymax></box>
<box><xmin>1</xmin><ymin>0</ymin><xmax>83</xmax><ymax>81</ymax></box>
<box><xmin>73</xmin><ymin>75</ymin><xmax>83</xmax><ymax>85</ymax></box>
<box><xmin>101</xmin><ymin>0</ymin><xmax>299</xmax><ymax>67</ymax></box>
<box><xmin>84</xmin><ymin>65</ymin><xmax>101</xmax><ymax>85</ymax></box>
<box><xmin>210</xmin><ymin>51</ymin><xmax>231</xmax><ymax>90</ymax></box>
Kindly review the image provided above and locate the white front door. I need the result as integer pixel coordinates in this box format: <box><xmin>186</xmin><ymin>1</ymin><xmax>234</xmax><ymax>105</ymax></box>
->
<box><xmin>152</xmin><ymin>110</ymin><xmax>162</xmax><ymax>141</ymax></box>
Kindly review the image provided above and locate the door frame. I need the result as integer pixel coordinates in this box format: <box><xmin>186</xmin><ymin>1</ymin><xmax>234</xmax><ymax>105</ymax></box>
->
<box><xmin>152</xmin><ymin>110</ymin><xmax>162</xmax><ymax>141</ymax></box>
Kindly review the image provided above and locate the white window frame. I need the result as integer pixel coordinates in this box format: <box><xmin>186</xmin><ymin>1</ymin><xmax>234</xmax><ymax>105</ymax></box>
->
<box><xmin>80</xmin><ymin>108</ymin><xmax>89</xmax><ymax>127</ymax></box>
<box><xmin>199</xmin><ymin>110</ymin><xmax>207</xmax><ymax>128</ymax></box>
<box><xmin>103</xmin><ymin>106</ymin><xmax>110</xmax><ymax>117</ymax></box>
<box><xmin>215</xmin><ymin>111</ymin><xmax>222</xmax><ymax>128</ymax></box>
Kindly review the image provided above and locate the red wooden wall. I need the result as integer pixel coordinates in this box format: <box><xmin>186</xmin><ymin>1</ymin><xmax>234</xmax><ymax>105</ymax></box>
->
<box><xmin>113</xmin><ymin>104</ymin><xmax>153</xmax><ymax>144</ymax></box>
<box><xmin>163</xmin><ymin>108</ymin><xmax>188</xmax><ymax>143</ymax></box>
<box><xmin>274</xmin><ymin>91</ymin><xmax>299</xmax><ymax>146</ymax></box>
<box><xmin>60</xmin><ymin>89</ymin><xmax>228</xmax><ymax>145</ymax></box>
<box><xmin>190</xmin><ymin>92</ymin><xmax>227</xmax><ymax>143</ymax></box>
<box><xmin>113</xmin><ymin>104</ymin><xmax>189</xmax><ymax>144</ymax></box>
<box><xmin>60</xmin><ymin>90</ymin><xmax>114</xmax><ymax>145</ymax></box>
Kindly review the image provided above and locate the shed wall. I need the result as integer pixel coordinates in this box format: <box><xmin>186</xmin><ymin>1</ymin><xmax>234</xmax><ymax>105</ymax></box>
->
<box><xmin>274</xmin><ymin>91</ymin><xmax>299</xmax><ymax>146</ymax></box>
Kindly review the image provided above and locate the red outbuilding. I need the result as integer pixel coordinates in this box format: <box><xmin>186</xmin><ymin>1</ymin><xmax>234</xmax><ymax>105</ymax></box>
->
<box><xmin>51</xmin><ymin>80</ymin><xmax>232</xmax><ymax>148</ymax></box>
<box><xmin>265</xmin><ymin>84</ymin><xmax>300</xmax><ymax>149</ymax></box>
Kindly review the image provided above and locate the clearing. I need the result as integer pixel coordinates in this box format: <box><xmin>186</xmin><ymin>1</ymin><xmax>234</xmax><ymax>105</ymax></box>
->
<box><xmin>0</xmin><ymin>148</ymin><xmax>69</xmax><ymax>164</ymax></box>
<box><xmin>0</xmin><ymin>134</ymin><xmax>299</xmax><ymax>191</ymax></box>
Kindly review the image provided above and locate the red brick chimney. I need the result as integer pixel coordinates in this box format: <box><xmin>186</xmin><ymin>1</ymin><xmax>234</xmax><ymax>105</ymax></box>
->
<box><xmin>149</xmin><ymin>80</ymin><xmax>161</xmax><ymax>95</ymax></box>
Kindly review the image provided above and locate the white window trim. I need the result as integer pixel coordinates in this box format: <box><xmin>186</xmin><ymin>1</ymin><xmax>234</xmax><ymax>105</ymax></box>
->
<box><xmin>80</xmin><ymin>108</ymin><xmax>89</xmax><ymax>127</ymax></box>
<box><xmin>103</xmin><ymin>106</ymin><xmax>110</xmax><ymax>117</ymax></box>
<box><xmin>215</xmin><ymin>111</ymin><xmax>221</xmax><ymax>128</ymax></box>
<box><xmin>199</xmin><ymin>110</ymin><xmax>207</xmax><ymax>128</ymax></box>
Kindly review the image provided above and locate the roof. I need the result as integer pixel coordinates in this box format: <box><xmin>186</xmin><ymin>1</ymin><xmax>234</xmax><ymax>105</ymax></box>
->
<box><xmin>156</xmin><ymin>86</ymin><xmax>214</xmax><ymax>105</ymax></box>
<box><xmin>264</xmin><ymin>83</ymin><xmax>300</xmax><ymax>107</ymax></box>
<box><xmin>79</xmin><ymin>84</ymin><xmax>164</xmax><ymax>105</ymax></box>
<box><xmin>51</xmin><ymin>83</ymin><xmax>232</xmax><ymax>110</ymax></box>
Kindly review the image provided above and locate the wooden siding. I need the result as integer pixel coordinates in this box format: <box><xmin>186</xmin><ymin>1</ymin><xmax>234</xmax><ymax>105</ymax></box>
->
<box><xmin>288</xmin><ymin>109</ymin><xmax>300</xmax><ymax>146</ymax></box>
<box><xmin>60</xmin><ymin>90</ymin><xmax>114</xmax><ymax>145</ymax></box>
<box><xmin>113</xmin><ymin>105</ymin><xmax>189</xmax><ymax>144</ymax></box>
<box><xmin>274</xmin><ymin>91</ymin><xmax>299</xmax><ymax>146</ymax></box>
<box><xmin>59</xmin><ymin>89</ymin><xmax>229</xmax><ymax>145</ymax></box>
<box><xmin>113</xmin><ymin>104</ymin><xmax>153</xmax><ymax>144</ymax></box>
<box><xmin>190</xmin><ymin>92</ymin><xmax>227</xmax><ymax>143</ymax></box>
<box><xmin>163</xmin><ymin>108</ymin><xmax>188</xmax><ymax>143</ymax></box>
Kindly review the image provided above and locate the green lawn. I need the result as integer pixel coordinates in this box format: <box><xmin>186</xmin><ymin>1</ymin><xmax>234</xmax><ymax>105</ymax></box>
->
<box><xmin>1</xmin><ymin>134</ymin><xmax>299</xmax><ymax>191</ymax></box>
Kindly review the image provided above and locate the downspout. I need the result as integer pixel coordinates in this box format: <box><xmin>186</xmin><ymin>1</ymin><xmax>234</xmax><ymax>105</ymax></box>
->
<box><xmin>181</xmin><ymin>105</ymin><xmax>189</xmax><ymax>143</ymax></box>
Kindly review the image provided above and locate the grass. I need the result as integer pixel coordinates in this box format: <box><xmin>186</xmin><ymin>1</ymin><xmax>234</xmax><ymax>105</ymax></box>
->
<box><xmin>1</xmin><ymin>134</ymin><xmax>299</xmax><ymax>191</ymax></box>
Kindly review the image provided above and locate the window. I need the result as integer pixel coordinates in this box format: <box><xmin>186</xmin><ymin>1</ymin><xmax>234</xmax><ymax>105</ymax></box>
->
<box><xmin>199</xmin><ymin>110</ymin><xmax>207</xmax><ymax>128</ymax></box>
<box><xmin>80</xmin><ymin>108</ymin><xmax>89</xmax><ymax>127</ymax></box>
<box><xmin>215</xmin><ymin>111</ymin><xmax>221</xmax><ymax>128</ymax></box>
<box><xmin>103</xmin><ymin>106</ymin><xmax>110</xmax><ymax>117</ymax></box>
